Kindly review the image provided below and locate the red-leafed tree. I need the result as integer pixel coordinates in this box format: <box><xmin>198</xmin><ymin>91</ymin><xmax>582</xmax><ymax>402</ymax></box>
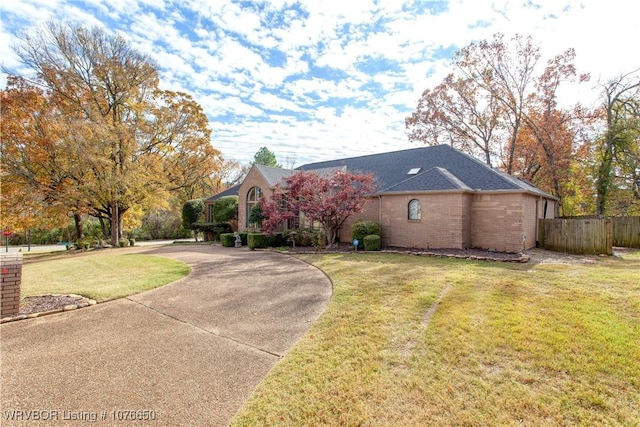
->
<box><xmin>260</xmin><ymin>170</ymin><xmax>376</xmax><ymax>248</ymax></box>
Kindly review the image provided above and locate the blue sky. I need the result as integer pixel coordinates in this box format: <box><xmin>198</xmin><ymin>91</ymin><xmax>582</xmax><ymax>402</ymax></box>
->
<box><xmin>1</xmin><ymin>0</ymin><xmax>638</xmax><ymax>167</ymax></box>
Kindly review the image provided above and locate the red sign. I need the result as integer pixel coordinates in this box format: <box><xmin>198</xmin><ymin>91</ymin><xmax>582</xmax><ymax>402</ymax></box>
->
<box><xmin>2</xmin><ymin>230</ymin><xmax>11</xmax><ymax>237</ymax></box>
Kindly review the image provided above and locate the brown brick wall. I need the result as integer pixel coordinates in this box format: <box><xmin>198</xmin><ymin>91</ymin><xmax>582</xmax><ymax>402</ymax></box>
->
<box><xmin>1</xmin><ymin>253</ymin><xmax>22</xmax><ymax>318</ymax></box>
<box><xmin>340</xmin><ymin>192</ymin><xmax>554</xmax><ymax>252</ymax></box>
<box><xmin>471</xmin><ymin>193</ymin><xmax>532</xmax><ymax>252</ymax></box>
<box><xmin>339</xmin><ymin>198</ymin><xmax>380</xmax><ymax>243</ymax></box>
<box><xmin>379</xmin><ymin>193</ymin><xmax>471</xmax><ymax>249</ymax></box>
<box><xmin>238</xmin><ymin>168</ymin><xmax>273</xmax><ymax>232</ymax></box>
<box><xmin>340</xmin><ymin>192</ymin><xmax>471</xmax><ymax>249</ymax></box>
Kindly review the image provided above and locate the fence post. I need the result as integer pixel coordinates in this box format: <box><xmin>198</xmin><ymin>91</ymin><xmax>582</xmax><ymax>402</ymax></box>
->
<box><xmin>1</xmin><ymin>253</ymin><xmax>22</xmax><ymax>318</ymax></box>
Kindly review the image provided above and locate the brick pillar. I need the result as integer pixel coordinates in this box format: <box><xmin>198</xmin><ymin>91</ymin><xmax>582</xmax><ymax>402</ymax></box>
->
<box><xmin>1</xmin><ymin>253</ymin><xmax>22</xmax><ymax>318</ymax></box>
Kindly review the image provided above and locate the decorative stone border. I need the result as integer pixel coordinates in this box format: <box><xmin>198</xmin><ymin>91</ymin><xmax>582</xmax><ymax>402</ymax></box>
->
<box><xmin>0</xmin><ymin>294</ymin><xmax>97</xmax><ymax>324</ymax></box>
<box><xmin>382</xmin><ymin>250</ymin><xmax>531</xmax><ymax>263</ymax></box>
<box><xmin>276</xmin><ymin>247</ymin><xmax>530</xmax><ymax>263</ymax></box>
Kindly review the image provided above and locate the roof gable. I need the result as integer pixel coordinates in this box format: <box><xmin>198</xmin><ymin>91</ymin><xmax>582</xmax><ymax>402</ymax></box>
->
<box><xmin>254</xmin><ymin>164</ymin><xmax>295</xmax><ymax>186</ymax></box>
<box><xmin>385</xmin><ymin>167</ymin><xmax>472</xmax><ymax>192</ymax></box>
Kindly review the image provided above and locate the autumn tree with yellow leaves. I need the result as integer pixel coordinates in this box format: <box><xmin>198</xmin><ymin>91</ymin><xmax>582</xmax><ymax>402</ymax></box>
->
<box><xmin>1</xmin><ymin>22</ymin><xmax>227</xmax><ymax>244</ymax></box>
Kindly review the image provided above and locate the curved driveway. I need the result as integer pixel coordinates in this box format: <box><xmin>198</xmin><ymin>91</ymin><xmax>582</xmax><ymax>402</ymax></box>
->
<box><xmin>0</xmin><ymin>245</ymin><xmax>332</xmax><ymax>426</ymax></box>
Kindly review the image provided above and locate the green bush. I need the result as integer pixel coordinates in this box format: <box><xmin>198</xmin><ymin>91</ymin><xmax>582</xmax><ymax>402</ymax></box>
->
<box><xmin>76</xmin><ymin>237</ymin><xmax>93</xmax><ymax>250</ymax></box>
<box><xmin>239</xmin><ymin>232</ymin><xmax>248</xmax><ymax>246</ymax></box>
<box><xmin>212</xmin><ymin>196</ymin><xmax>238</xmax><ymax>223</ymax></box>
<box><xmin>364</xmin><ymin>234</ymin><xmax>381</xmax><ymax>251</ymax></box>
<box><xmin>196</xmin><ymin>222</ymin><xmax>233</xmax><ymax>241</ymax></box>
<box><xmin>285</xmin><ymin>228</ymin><xmax>322</xmax><ymax>247</ymax></box>
<box><xmin>118</xmin><ymin>238</ymin><xmax>129</xmax><ymax>247</ymax></box>
<box><xmin>267</xmin><ymin>232</ymin><xmax>287</xmax><ymax>247</ymax></box>
<box><xmin>129</xmin><ymin>238</ymin><xmax>136</xmax><ymax>247</ymax></box>
<box><xmin>182</xmin><ymin>199</ymin><xmax>204</xmax><ymax>230</ymax></box>
<box><xmin>248</xmin><ymin>233</ymin><xmax>268</xmax><ymax>250</ymax></box>
<box><xmin>248</xmin><ymin>204</ymin><xmax>265</xmax><ymax>227</ymax></box>
<box><xmin>220</xmin><ymin>233</ymin><xmax>235</xmax><ymax>247</ymax></box>
<box><xmin>352</xmin><ymin>221</ymin><xmax>382</xmax><ymax>249</ymax></box>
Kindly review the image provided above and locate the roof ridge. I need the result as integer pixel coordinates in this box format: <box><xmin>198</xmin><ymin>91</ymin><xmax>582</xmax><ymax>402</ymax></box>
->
<box><xmin>297</xmin><ymin>144</ymin><xmax>442</xmax><ymax>170</ymax></box>
<box><xmin>432</xmin><ymin>167</ymin><xmax>472</xmax><ymax>190</ymax></box>
<box><xmin>443</xmin><ymin>147</ymin><xmax>526</xmax><ymax>189</ymax></box>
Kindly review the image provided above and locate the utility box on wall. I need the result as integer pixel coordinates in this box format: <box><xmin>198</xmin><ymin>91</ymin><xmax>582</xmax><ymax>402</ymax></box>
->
<box><xmin>1</xmin><ymin>253</ymin><xmax>22</xmax><ymax>318</ymax></box>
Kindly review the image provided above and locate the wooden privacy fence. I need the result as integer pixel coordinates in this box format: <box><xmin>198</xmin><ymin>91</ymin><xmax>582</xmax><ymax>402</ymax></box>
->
<box><xmin>538</xmin><ymin>218</ymin><xmax>613</xmax><ymax>255</ymax></box>
<box><xmin>538</xmin><ymin>216</ymin><xmax>640</xmax><ymax>254</ymax></box>
<box><xmin>612</xmin><ymin>216</ymin><xmax>640</xmax><ymax>248</ymax></box>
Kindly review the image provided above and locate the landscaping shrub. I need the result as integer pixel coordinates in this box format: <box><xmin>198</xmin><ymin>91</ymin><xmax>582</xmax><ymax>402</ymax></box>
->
<box><xmin>352</xmin><ymin>220</ymin><xmax>382</xmax><ymax>249</ymax></box>
<box><xmin>118</xmin><ymin>238</ymin><xmax>129</xmax><ymax>247</ymax></box>
<box><xmin>364</xmin><ymin>234</ymin><xmax>381</xmax><ymax>251</ymax></box>
<box><xmin>129</xmin><ymin>227</ymin><xmax>151</xmax><ymax>241</ymax></box>
<box><xmin>129</xmin><ymin>238</ymin><xmax>136</xmax><ymax>247</ymax></box>
<box><xmin>248</xmin><ymin>233</ymin><xmax>268</xmax><ymax>250</ymax></box>
<box><xmin>239</xmin><ymin>232</ymin><xmax>248</xmax><ymax>246</ymax></box>
<box><xmin>285</xmin><ymin>228</ymin><xmax>322</xmax><ymax>247</ymax></box>
<box><xmin>196</xmin><ymin>222</ymin><xmax>233</xmax><ymax>241</ymax></box>
<box><xmin>212</xmin><ymin>196</ymin><xmax>238</xmax><ymax>223</ymax></box>
<box><xmin>267</xmin><ymin>232</ymin><xmax>287</xmax><ymax>247</ymax></box>
<box><xmin>76</xmin><ymin>237</ymin><xmax>93</xmax><ymax>250</ymax></box>
<box><xmin>220</xmin><ymin>233</ymin><xmax>235</xmax><ymax>247</ymax></box>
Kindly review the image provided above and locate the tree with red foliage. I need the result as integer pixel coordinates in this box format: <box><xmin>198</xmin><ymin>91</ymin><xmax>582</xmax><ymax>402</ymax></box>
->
<box><xmin>260</xmin><ymin>169</ymin><xmax>376</xmax><ymax>248</ymax></box>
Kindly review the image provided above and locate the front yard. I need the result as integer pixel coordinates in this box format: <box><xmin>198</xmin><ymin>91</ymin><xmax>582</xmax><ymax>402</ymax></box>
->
<box><xmin>232</xmin><ymin>250</ymin><xmax>640</xmax><ymax>426</ymax></box>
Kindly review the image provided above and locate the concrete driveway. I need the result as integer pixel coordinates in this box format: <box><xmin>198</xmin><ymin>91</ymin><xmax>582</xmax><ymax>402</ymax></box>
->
<box><xmin>0</xmin><ymin>245</ymin><xmax>332</xmax><ymax>426</ymax></box>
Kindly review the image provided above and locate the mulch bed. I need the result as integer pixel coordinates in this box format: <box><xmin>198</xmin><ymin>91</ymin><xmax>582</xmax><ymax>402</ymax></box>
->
<box><xmin>1</xmin><ymin>294</ymin><xmax>96</xmax><ymax>324</ymax></box>
<box><xmin>18</xmin><ymin>295</ymin><xmax>88</xmax><ymax>316</ymax></box>
<box><xmin>280</xmin><ymin>244</ymin><xmax>527</xmax><ymax>262</ymax></box>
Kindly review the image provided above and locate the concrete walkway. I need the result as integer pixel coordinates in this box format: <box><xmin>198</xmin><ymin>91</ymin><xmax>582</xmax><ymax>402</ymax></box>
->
<box><xmin>0</xmin><ymin>245</ymin><xmax>332</xmax><ymax>426</ymax></box>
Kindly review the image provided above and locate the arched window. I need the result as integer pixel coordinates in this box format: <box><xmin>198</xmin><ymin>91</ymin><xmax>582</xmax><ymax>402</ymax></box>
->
<box><xmin>246</xmin><ymin>186</ymin><xmax>263</xmax><ymax>227</ymax></box>
<box><xmin>408</xmin><ymin>199</ymin><xmax>421</xmax><ymax>220</ymax></box>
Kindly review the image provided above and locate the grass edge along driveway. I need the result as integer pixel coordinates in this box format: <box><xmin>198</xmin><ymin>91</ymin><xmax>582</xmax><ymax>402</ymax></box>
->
<box><xmin>232</xmin><ymin>251</ymin><xmax>640</xmax><ymax>426</ymax></box>
<box><xmin>21</xmin><ymin>251</ymin><xmax>190</xmax><ymax>302</ymax></box>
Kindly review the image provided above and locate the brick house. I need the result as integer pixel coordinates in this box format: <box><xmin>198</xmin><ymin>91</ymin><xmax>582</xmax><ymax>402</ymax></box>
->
<box><xmin>206</xmin><ymin>145</ymin><xmax>558</xmax><ymax>252</ymax></box>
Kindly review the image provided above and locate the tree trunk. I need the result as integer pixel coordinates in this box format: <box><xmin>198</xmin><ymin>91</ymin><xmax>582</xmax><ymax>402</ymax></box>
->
<box><xmin>111</xmin><ymin>201</ymin><xmax>119</xmax><ymax>246</ymax></box>
<box><xmin>118</xmin><ymin>210</ymin><xmax>126</xmax><ymax>240</ymax></box>
<box><xmin>325</xmin><ymin>227</ymin><xmax>337</xmax><ymax>249</ymax></box>
<box><xmin>73</xmin><ymin>213</ymin><xmax>83</xmax><ymax>241</ymax></box>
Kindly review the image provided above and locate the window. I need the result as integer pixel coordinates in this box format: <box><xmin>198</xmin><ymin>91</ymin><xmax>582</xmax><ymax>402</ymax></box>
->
<box><xmin>408</xmin><ymin>199</ymin><xmax>421</xmax><ymax>220</ymax></box>
<box><xmin>407</xmin><ymin>167</ymin><xmax>421</xmax><ymax>175</ymax></box>
<box><xmin>246</xmin><ymin>186</ymin><xmax>263</xmax><ymax>227</ymax></box>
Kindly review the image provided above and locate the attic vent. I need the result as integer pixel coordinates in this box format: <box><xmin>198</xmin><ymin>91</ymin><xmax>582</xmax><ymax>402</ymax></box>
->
<box><xmin>407</xmin><ymin>167</ymin><xmax>421</xmax><ymax>175</ymax></box>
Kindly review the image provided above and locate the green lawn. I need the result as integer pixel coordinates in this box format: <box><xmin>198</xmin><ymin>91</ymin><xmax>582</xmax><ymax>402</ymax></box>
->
<box><xmin>21</xmin><ymin>251</ymin><xmax>190</xmax><ymax>301</ymax></box>
<box><xmin>232</xmin><ymin>250</ymin><xmax>640</xmax><ymax>426</ymax></box>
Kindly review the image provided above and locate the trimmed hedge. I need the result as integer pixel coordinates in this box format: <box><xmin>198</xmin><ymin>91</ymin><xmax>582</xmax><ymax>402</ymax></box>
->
<box><xmin>238</xmin><ymin>232</ymin><xmax>248</xmax><ymax>246</ymax></box>
<box><xmin>352</xmin><ymin>220</ymin><xmax>381</xmax><ymax>249</ymax></box>
<box><xmin>248</xmin><ymin>233</ymin><xmax>268</xmax><ymax>250</ymax></box>
<box><xmin>220</xmin><ymin>233</ymin><xmax>235</xmax><ymax>247</ymax></box>
<box><xmin>196</xmin><ymin>222</ymin><xmax>233</xmax><ymax>241</ymax></box>
<box><xmin>247</xmin><ymin>232</ymin><xmax>287</xmax><ymax>250</ymax></box>
<box><xmin>268</xmin><ymin>232</ymin><xmax>287</xmax><ymax>248</ymax></box>
<box><xmin>364</xmin><ymin>234</ymin><xmax>381</xmax><ymax>251</ymax></box>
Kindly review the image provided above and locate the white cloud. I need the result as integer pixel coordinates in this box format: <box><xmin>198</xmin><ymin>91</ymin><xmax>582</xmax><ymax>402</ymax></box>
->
<box><xmin>2</xmin><ymin>0</ymin><xmax>638</xmax><ymax>169</ymax></box>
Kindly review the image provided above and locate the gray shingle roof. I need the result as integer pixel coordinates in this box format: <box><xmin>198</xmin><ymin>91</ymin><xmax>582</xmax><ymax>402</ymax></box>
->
<box><xmin>206</xmin><ymin>145</ymin><xmax>556</xmax><ymax>200</ymax></box>
<box><xmin>297</xmin><ymin>144</ymin><xmax>555</xmax><ymax>198</ymax></box>
<box><xmin>255</xmin><ymin>164</ymin><xmax>295</xmax><ymax>186</ymax></box>
<box><xmin>385</xmin><ymin>167</ymin><xmax>472</xmax><ymax>192</ymax></box>
<box><xmin>205</xmin><ymin>184</ymin><xmax>241</xmax><ymax>202</ymax></box>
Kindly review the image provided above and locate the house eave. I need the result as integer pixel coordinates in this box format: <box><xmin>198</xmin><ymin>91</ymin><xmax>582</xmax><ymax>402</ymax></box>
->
<box><xmin>373</xmin><ymin>188</ymin><xmax>559</xmax><ymax>200</ymax></box>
